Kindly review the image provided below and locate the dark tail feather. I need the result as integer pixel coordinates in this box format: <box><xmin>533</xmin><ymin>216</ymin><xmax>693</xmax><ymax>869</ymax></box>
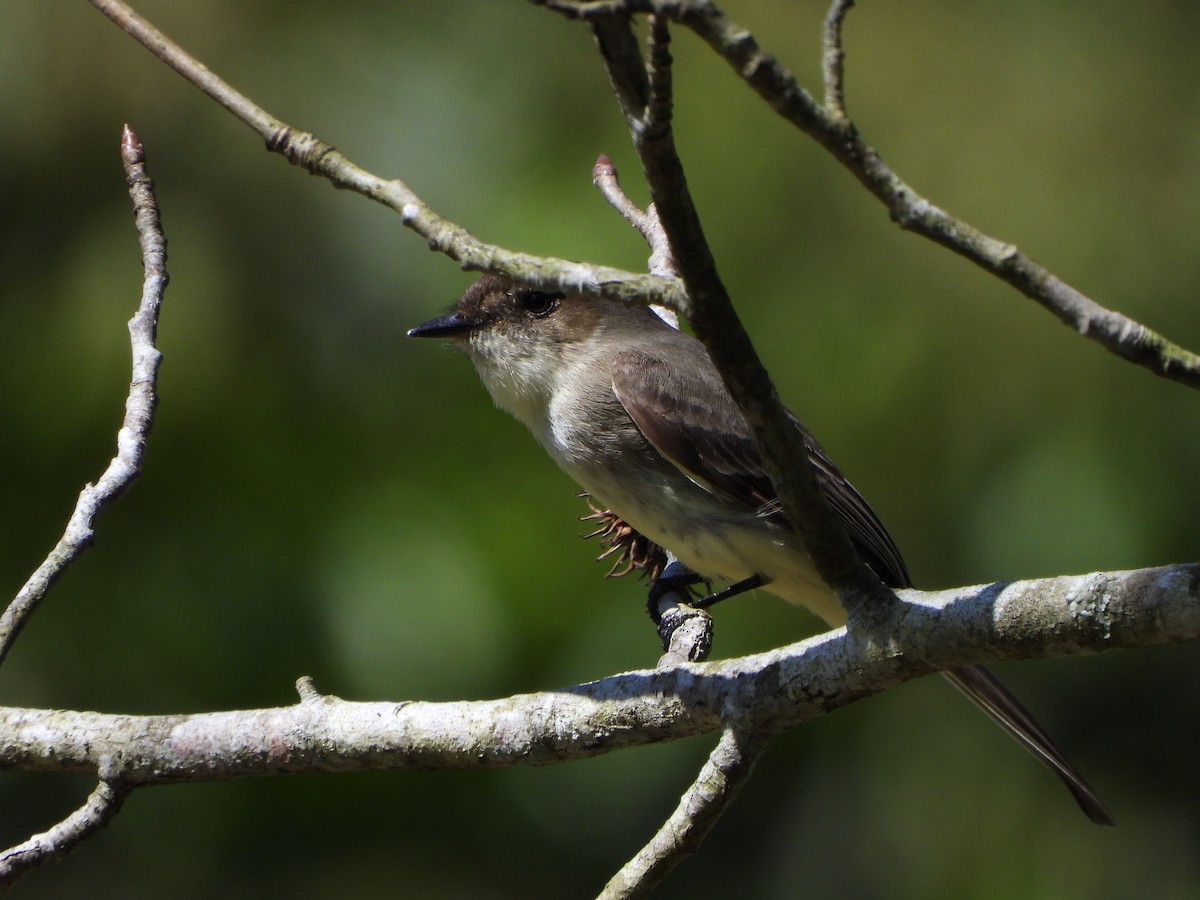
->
<box><xmin>943</xmin><ymin>665</ymin><xmax>1115</xmax><ymax>826</ymax></box>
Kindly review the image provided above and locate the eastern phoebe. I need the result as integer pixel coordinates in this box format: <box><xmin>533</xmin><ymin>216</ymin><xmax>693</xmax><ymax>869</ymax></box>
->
<box><xmin>409</xmin><ymin>274</ymin><xmax>1113</xmax><ymax>826</ymax></box>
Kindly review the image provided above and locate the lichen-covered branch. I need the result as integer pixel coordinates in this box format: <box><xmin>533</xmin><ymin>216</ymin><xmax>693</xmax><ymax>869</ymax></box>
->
<box><xmin>2</xmin><ymin>564</ymin><xmax>1195</xmax><ymax>781</ymax></box>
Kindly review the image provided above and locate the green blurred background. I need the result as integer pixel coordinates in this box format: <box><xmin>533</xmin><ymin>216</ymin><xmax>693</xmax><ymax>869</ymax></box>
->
<box><xmin>3</xmin><ymin>0</ymin><xmax>1199</xmax><ymax>896</ymax></box>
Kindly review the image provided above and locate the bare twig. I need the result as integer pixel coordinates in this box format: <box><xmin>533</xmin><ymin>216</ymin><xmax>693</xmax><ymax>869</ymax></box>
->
<box><xmin>538</xmin><ymin>0</ymin><xmax>1200</xmax><ymax>390</ymax></box>
<box><xmin>0</xmin><ymin>779</ymin><xmax>133</xmax><ymax>889</ymax></box>
<box><xmin>0</xmin><ymin>124</ymin><xmax>167</xmax><ymax>667</ymax></box>
<box><xmin>681</xmin><ymin>0</ymin><xmax>1200</xmax><ymax>388</ymax></box>
<box><xmin>593</xmin><ymin>154</ymin><xmax>654</xmax><ymax>239</ymax></box>
<box><xmin>821</xmin><ymin>0</ymin><xmax>853</xmax><ymax>118</ymax></box>
<box><xmin>592</xmin><ymin>155</ymin><xmax>678</xmax><ymax>305</ymax></box>
<box><xmin>599</xmin><ymin>727</ymin><xmax>766</xmax><ymax>899</ymax></box>
<box><xmin>85</xmin><ymin>0</ymin><xmax>684</xmax><ymax>312</ymax></box>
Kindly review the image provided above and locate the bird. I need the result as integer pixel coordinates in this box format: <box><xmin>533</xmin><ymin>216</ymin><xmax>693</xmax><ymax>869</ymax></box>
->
<box><xmin>408</xmin><ymin>273</ymin><xmax>1114</xmax><ymax>826</ymax></box>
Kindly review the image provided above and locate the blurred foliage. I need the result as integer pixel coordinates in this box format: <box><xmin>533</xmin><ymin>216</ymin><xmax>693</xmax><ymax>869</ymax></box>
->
<box><xmin>2</xmin><ymin>0</ymin><xmax>1199</xmax><ymax>896</ymax></box>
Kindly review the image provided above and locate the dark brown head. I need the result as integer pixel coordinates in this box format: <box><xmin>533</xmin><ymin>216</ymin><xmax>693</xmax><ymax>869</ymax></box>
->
<box><xmin>409</xmin><ymin>275</ymin><xmax>670</xmax><ymax>416</ymax></box>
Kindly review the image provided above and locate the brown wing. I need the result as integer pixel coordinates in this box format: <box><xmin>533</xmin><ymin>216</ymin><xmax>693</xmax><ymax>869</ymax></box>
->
<box><xmin>610</xmin><ymin>347</ymin><xmax>910</xmax><ymax>588</ymax></box>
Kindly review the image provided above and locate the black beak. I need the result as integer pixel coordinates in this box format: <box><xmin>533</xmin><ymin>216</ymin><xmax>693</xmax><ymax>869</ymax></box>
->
<box><xmin>407</xmin><ymin>311</ymin><xmax>480</xmax><ymax>338</ymax></box>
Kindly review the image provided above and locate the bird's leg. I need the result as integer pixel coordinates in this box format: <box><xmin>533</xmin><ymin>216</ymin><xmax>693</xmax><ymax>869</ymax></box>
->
<box><xmin>647</xmin><ymin>560</ymin><xmax>712</xmax><ymax>661</ymax></box>
<box><xmin>646</xmin><ymin>560</ymin><xmax>705</xmax><ymax>623</ymax></box>
<box><xmin>692</xmin><ymin>574</ymin><xmax>768</xmax><ymax>609</ymax></box>
<box><xmin>647</xmin><ymin>564</ymin><xmax>771</xmax><ymax>660</ymax></box>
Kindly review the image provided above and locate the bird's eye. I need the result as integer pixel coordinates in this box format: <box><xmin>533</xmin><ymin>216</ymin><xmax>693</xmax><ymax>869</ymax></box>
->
<box><xmin>517</xmin><ymin>290</ymin><xmax>562</xmax><ymax>318</ymax></box>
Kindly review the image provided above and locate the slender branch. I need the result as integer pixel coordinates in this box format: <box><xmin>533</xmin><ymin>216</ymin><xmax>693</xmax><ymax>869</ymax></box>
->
<box><xmin>537</xmin><ymin>0</ymin><xmax>1200</xmax><ymax>390</ymax></box>
<box><xmin>821</xmin><ymin>0</ymin><xmax>853</xmax><ymax>118</ymax></box>
<box><xmin>592</xmin><ymin>156</ymin><xmax>680</xmax><ymax>330</ymax></box>
<box><xmin>1</xmin><ymin>564</ymin><xmax>1196</xmax><ymax>780</ymax></box>
<box><xmin>0</xmin><ymin>125</ymin><xmax>167</xmax><ymax>667</ymax></box>
<box><xmin>0</xmin><ymin>779</ymin><xmax>133</xmax><ymax>889</ymax></box>
<box><xmin>644</xmin><ymin>15</ymin><xmax>674</xmax><ymax>138</ymax></box>
<box><xmin>593</xmin><ymin>154</ymin><xmax>655</xmax><ymax>241</ymax></box>
<box><xmin>599</xmin><ymin>726</ymin><xmax>767</xmax><ymax>899</ymax></box>
<box><xmin>589</xmin><ymin>11</ymin><xmax>890</xmax><ymax>613</ymax></box>
<box><xmin>85</xmin><ymin>0</ymin><xmax>683</xmax><ymax>311</ymax></box>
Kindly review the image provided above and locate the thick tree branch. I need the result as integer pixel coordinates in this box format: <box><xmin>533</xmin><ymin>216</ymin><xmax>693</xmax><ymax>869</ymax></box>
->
<box><xmin>538</xmin><ymin>0</ymin><xmax>1200</xmax><ymax>390</ymax></box>
<box><xmin>85</xmin><ymin>0</ymin><xmax>685</xmax><ymax>312</ymax></box>
<box><xmin>2</xmin><ymin>565</ymin><xmax>1195</xmax><ymax>781</ymax></box>
<box><xmin>0</xmin><ymin>125</ymin><xmax>166</xmax><ymax>667</ymax></box>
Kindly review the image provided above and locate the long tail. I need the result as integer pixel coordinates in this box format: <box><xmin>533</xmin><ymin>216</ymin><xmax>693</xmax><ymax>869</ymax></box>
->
<box><xmin>943</xmin><ymin>665</ymin><xmax>1114</xmax><ymax>826</ymax></box>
